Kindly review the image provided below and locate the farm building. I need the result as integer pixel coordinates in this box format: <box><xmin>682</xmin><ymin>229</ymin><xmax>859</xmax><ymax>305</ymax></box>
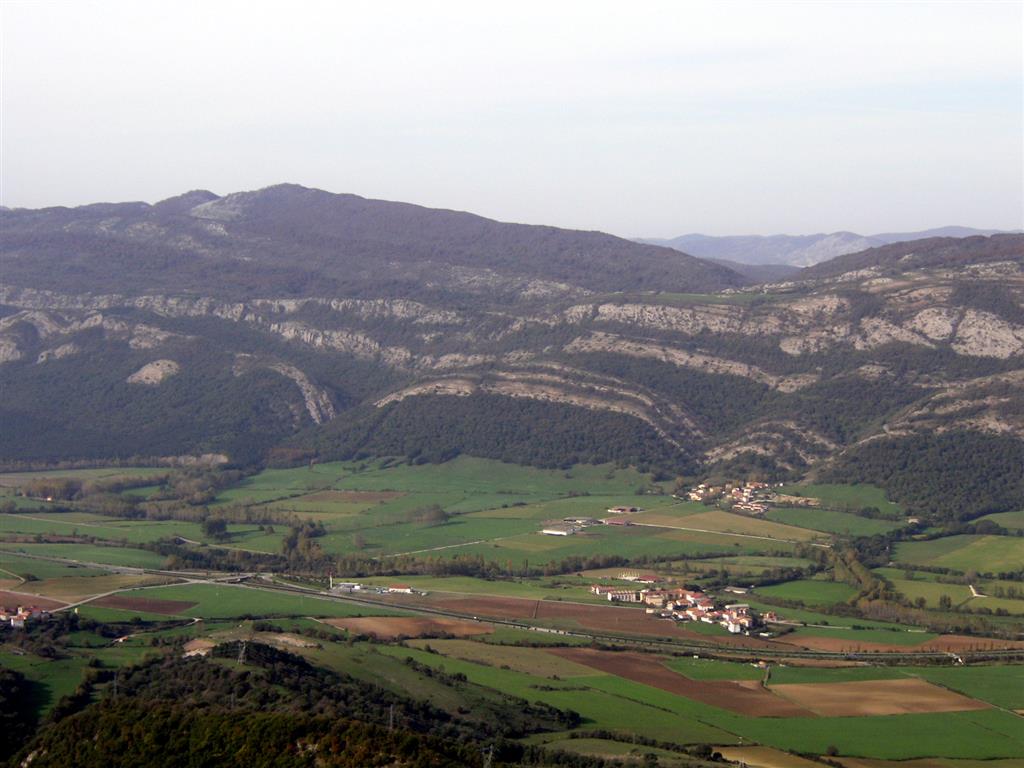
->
<box><xmin>541</xmin><ymin>525</ymin><xmax>579</xmax><ymax>536</ymax></box>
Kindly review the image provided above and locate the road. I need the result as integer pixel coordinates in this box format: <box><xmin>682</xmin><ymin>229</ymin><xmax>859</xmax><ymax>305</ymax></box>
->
<box><xmin>3</xmin><ymin>547</ymin><xmax>1022</xmax><ymax>663</ymax></box>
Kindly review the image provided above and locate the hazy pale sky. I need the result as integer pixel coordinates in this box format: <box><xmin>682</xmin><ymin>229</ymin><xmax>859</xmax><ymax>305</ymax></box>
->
<box><xmin>2</xmin><ymin>0</ymin><xmax>1021</xmax><ymax>236</ymax></box>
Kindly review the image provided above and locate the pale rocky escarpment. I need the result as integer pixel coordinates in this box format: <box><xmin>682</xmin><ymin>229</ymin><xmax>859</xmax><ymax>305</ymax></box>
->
<box><xmin>37</xmin><ymin>343</ymin><xmax>80</xmax><ymax>363</ymax></box>
<box><xmin>375</xmin><ymin>368</ymin><xmax>696</xmax><ymax>448</ymax></box>
<box><xmin>879</xmin><ymin>370</ymin><xmax>1024</xmax><ymax>438</ymax></box>
<box><xmin>127</xmin><ymin>359</ymin><xmax>180</xmax><ymax>385</ymax></box>
<box><xmin>705</xmin><ymin>420</ymin><xmax>838</xmax><ymax>470</ymax></box>
<box><xmin>563</xmin><ymin>332</ymin><xmax>817</xmax><ymax>392</ymax></box>
<box><xmin>231</xmin><ymin>354</ymin><xmax>337</xmax><ymax>425</ymax></box>
<box><xmin>952</xmin><ymin>310</ymin><xmax>1024</xmax><ymax>359</ymax></box>
<box><xmin>0</xmin><ymin>306</ymin><xmax>192</xmax><ymax>363</ymax></box>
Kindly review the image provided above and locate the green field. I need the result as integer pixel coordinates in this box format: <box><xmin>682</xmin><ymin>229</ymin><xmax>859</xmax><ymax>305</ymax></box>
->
<box><xmin>778</xmin><ymin>483</ymin><xmax>902</xmax><ymax>516</ymax></box>
<box><xmin>894</xmin><ymin>535</ymin><xmax>1024</xmax><ymax>574</ymax></box>
<box><xmin>106</xmin><ymin>583</ymin><xmax>403</xmax><ymax>619</ymax></box>
<box><xmin>909</xmin><ymin>664</ymin><xmax>1024</xmax><ymax>709</ymax></box>
<box><xmin>766</xmin><ymin>506</ymin><xmax>903</xmax><ymax>536</ymax></box>
<box><xmin>978</xmin><ymin>510</ymin><xmax>1024</xmax><ymax>531</ymax></box>
<box><xmin>0</xmin><ymin>543</ymin><xmax>168</xmax><ymax>569</ymax></box>
<box><xmin>755</xmin><ymin>579</ymin><xmax>858</xmax><ymax>606</ymax></box>
<box><xmin>0</xmin><ymin>550</ymin><xmax>106</xmax><ymax>580</ymax></box>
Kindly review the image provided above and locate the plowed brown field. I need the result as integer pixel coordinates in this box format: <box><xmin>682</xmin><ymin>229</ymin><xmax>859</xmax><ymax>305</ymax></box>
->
<box><xmin>93</xmin><ymin>595</ymin><xmax>196</xmax><ymax>615</ymax></box>
<box><xmin>322</xmin><ymin>616</ymin><xmax>493</xmax><ymax>639</ymax></box>
<box><xmin>0</xmin><ymin>589</ymin><xmax>66</xmax><ymax>609</ymax></box>
<box><xmin>770</xmin><ymin>678</ymin><xmax>990</xmax><ymax>716</ymax></box>
<box><xmin>546</xmin><ymin>647</ymin><xmax>814</xmax><ymax>717</ymax></box>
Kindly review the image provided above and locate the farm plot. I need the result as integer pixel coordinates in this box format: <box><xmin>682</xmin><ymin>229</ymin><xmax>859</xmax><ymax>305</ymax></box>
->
<box><xmin>92</xmin><ymin>594</ymin><xmax>198</xmax><ymax>615</ymax></box>
<box><xmin>769</xmin><ymin>678</ymin><xmax>990</xmax><ymax>716</ymax></box>
<box><xmin>894</xmin><ymin>536</ymin><xmax>1024</xmax><ymax>574</ymax></box>
<box><xmin>16</xmin><ymin>574</ymin><xmax>174</xmax><ymax>601</ymax></box>
<box><xmin>406</xmin><ymin>639</ymin><xmax>597</xmax><ymax>677</ymax></box>
<box><xmin>547</xmin><ymin>647</ymin><xmax>813</xmax><ymax>717</ymax></box>
<box><xmin>765</xmin><ymin>507</ymin><xmax>903</xmax><ymax>536</ymax></box>
<box><xmin>322</xmin><ymin>616</ymin><xmax>492</xmax><ymax>639</ymax></box>
<box><xmin>777</xmin><ymin>484</ymin><xmax>902</xmax><ymax>516</ymax></box>
<box><xmin>756</xmin><ymin>579</ymin><xmax>858</xmax><ymax>606</ymax></box>
<box><xmin>378</xmin><ymin>645</ymin><xmax>737</xmax><ymax>745</ymax></box>
<box><xmin>0</xmin><ymin>589</ymin><xmax>67</xmax><ymax>609</ymax></box>
<box><xmin>0</xmin><ymin>543</ymin><xmax>168</xmax><ymax>569</ymax></box>
<box><xmin>104</xmin><ymin>583</ymin><xmax>400</xmax><ymax>619</ymax></box>
<box><xmin>978</xmin><ymin>510</ymin><xmax>1024</xmax><ymax>531</ymax></box>
<box><xmin>908</xmin><ymin>665</ymin><xmax>1024</xmax><ymax>710</ymax></box>
<box><xmin>636</xmin><ymin>510</ymin><xmax>823</xmax><ymax>542</ymax></box>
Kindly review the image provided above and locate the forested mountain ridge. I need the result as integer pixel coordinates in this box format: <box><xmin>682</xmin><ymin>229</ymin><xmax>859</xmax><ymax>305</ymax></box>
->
<box><xmin>1</xmin><ymin>186</ymin><xmax>1022</xmax><ymax>517</ymax></box>
<box><xmin>0</xmin><ymin>184</ymin><xmax>742</xmax><ymax>300</ymax></box>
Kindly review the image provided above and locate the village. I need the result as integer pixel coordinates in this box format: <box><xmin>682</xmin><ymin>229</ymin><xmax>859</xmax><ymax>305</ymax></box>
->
<box><xmin>0</xmin><ymin>604</ymin><xmax>51</xmax><ymax>629</ymax></box>
<box><xmin>589</xmin><ymin>572</ymin><xmax>776</xmax><ymax>635</ymax></box>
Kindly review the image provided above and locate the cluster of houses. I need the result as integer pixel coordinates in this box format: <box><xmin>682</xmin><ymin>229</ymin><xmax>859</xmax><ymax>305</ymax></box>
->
<box><xmin>590</xmin><ymin>582</ymin><xmax>773</xmax><ymax>634</ymax></box>
<box><xmin>0</xmin><ymin>604</ymin><xmax>50</xmax><ymax>629</ymax></box>
<box><xmin>683</xmin><ymin>481</ymin><xmax>773</xmax><ymax>515</ymax></box>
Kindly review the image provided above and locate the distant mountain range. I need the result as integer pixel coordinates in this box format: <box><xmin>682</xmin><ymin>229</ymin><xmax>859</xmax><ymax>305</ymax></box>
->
<box><xmin>640</xmin><ymin>226</ymin><xmax>1017</xmax><ymax>267</ymax></box>
<box><xmin>2</xmin><ymin>184</ymin><xmax>1023</xmax><ymax>521</ymax></box>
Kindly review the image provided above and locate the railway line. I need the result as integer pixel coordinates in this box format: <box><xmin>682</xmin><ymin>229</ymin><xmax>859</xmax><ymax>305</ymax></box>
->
<box><xmin>4</xmin><ymin>547</ymin><xmax>1022</xmax><ymax>664</ymax></box>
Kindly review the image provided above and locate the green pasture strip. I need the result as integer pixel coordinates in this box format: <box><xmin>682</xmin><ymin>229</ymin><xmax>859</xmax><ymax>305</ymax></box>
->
<box><xmin>766</xmin><ymin>507</ymin><xmax>903</xmax><ymax>536</ymax></box>
<box><xmin>357</xmin><ymin>575</ymin><xmax>597</xmax><ymax>602</ymax></box>
<box><xmin>745</xmin><ymin>599</ymin><xmax>916</xmax><ymax>631</ymax></box>
<box><xmin>777</xmin><ymin>483</ymin><xmax>902</xmax><ymax>515</ymax></box>
<box><xmin>481</xmin><ymin>627</ymin><xmax>591</xmax><ymax>646</ymax></box>
<box><xmin>979</xmin><ymin>510</ymin><xmax>1024</xmax><ymax>530</ymax></box>
<box><xmin>895</xmin><ymin>536</ymin><xmax>1024</xmax><ymax>574</ymax></box>
<box><xmin>0</xmin><ymin>551</ymin><xmax>105</xmax><ymax>579</ymax></box>
<box><xmin>0</xmin><ymin>513</ymin><xmax>264</xmax><ymax>547</ymax></box>
<box><xmin>721</xmin><ymin>709</ymin><xmax>1024</xmax><ymax>760</ymax></box>
<box><xmin>318</xmin><ymin>516</ymin><xmax>540</xmax><ymax>558</ymax></box>
<box><xmin>662</xmin><ymin>656</ymin><xmax>763</xmax><ymax>681</ymax></box>
<box><xmin>755</xmin><ymin>579</ymin><xmax>858</xmax><ymax>606</ymax></box>
<box><xmin>0</xmin><ymin>543</ymin><xmax>167</xmax><ymax>569</ymax></box>
<box><xmin>406</xmin><ymin>638</ymin><xmax>599</xmax><ymax>677</ymax></box>
<box><xmin>907</xmin><ymin>664</ymin><xmax>1024</xmax><ymax>710</ymax></box>
<box><xmin>883</xmin><ymin>576</ymin><xmax>976</xmax><ymax>609</ymax></box>
<box><xmin>0</xmin><ymin>654</ymin><xmax>91</xmax><ymax>716</ymax></box>
<box><xmin>782</xmin><ymin>626</ymin><xmax>937</xmax><ymax>646</ymax></box>
<box><xmin>331</xmin><ymin>457</ymin><xmax>661</xmax><ymax>496</ymax></box>
<box><xmin>109</xmin><ymin>582</ymin><xmax>404</xmax><ymax>619</ymax></box>
<box><xmin>376</xmin><ymin>645</ymin><xmax>736</xmax><ymax>745</ymax></box>
<box><xmin>75</xmin><ymin>605</ymin><xmax>191</xmax><ymax>622</ymax></box>
<box><xmin>435</xmin><ymin>524</ymin><xmax>785</xmax><ymax>565</ymax></box>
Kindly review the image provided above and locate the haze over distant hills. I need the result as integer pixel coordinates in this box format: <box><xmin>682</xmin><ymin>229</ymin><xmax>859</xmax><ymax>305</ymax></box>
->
<box><xmin>641</xmin><ymin>226</ymin><xmax>1016</xmax><ymax>268</ymax></box>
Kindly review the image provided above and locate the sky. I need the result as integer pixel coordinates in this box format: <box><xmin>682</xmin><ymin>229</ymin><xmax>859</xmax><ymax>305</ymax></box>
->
<box><xmin>1</xmin><ymin>0</ymin><xmax>1021</xmax><ymax>237</ymax></box>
